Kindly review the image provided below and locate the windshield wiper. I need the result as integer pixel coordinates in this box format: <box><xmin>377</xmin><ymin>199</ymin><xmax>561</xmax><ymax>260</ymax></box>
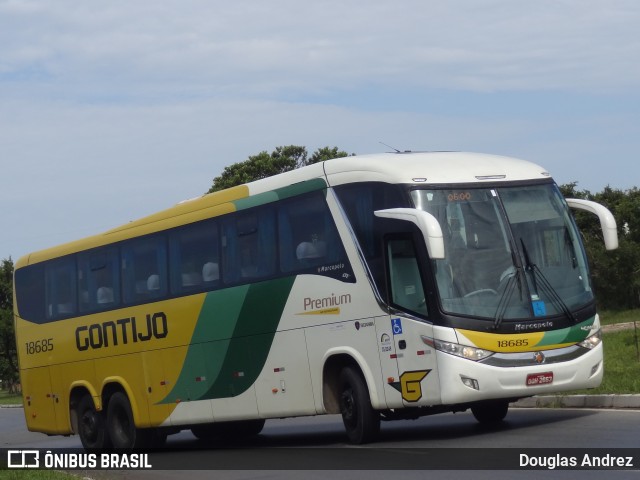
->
<box><xmin>520</xmin><ymin>239</ymin><xmax>579</xmax><ymax>323</ymax></box>
<box><xmin>492</xmin><ymin>269</ymin><xmax>519</xmax><ymax>330</ymax></box>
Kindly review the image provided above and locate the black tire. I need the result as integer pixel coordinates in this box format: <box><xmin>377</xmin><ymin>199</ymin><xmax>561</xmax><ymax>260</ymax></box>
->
<box><xmin>106</xmin><ymin>392</ymin><xmax>151</xmax><ymax>450</ymax></box>
<box><xmin>471</xmin><ymin>400</ymin><xmax>509</xmax><ymax>424</ymax></box>
<box><xmin>338</xmin><ymin>366</ymin><xmax>380</xmax><ymax>444</ymax></box>
<box><xmin>77</xmin><ymin>394</ymin><xmax>111</xmax><ymax>451</ymax></box>
<box><xmin>147</xmin><ymin>428</ymin><xmax>168</xmax><ymax>448</ymax></box>
<box><xmin>230</xmin><ymin>419</ymin><xmax>265</xmax><ymax>437</ymax></box>
<box><xmin>191</xmin><ymin>424</ymin><xmax>217</xmax><ymax>441</ymax></box>
<box><xmin>191</xmin><ymin>419</ymin><xmax>265</xmax><ymax>442</ymax></box>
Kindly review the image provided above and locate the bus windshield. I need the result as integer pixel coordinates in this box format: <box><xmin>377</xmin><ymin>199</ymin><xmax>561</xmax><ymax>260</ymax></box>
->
<box><xmin>411</xmin><ymin>184</ymin><xmax>593</xmax><ymax>321</ymax></box>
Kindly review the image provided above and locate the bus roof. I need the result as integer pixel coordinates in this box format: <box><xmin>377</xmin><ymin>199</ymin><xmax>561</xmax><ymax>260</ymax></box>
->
<box><xmin>322</xmin><ymin>151</ymin><xmax>550</xmax><ymax>188</ymax></box>
<box><xmin>17</xmin><ymin>152</ymin><xmax>552</xmax><ymax>267</ymax></box>
<box><xmin>242</xmin><ymin>151</ymin><xmax>550</xmax><ymax>196</ymax></box>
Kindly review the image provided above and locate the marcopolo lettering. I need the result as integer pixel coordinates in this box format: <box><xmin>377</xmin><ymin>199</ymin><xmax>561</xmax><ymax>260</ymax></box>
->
<box><xmin>75</xmin><ymin>312</ymin><xmax>168</xmax><ymax>351</ymax></box>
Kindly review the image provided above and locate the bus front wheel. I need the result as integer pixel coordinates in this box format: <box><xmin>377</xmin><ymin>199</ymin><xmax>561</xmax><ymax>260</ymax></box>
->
<box><xmin>338</xmin><ymin>366</ymin><xmax>380</xmax><ymax>444</ymax></box>
<box><xmin>471</xmin><ymin>400</ymin><xmax>509</xmax><ymax>424</ymax></box>
<box><xmin>77</xmin><ymin>394</ymin><xmax>111</xmax><ymax>451</ymax></box>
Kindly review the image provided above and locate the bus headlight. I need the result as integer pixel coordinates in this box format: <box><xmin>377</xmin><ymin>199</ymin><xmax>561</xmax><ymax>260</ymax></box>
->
<box><xmin>421</xmin><ymin>336</ymin><xmax>494</xmax><ymax>361</ymax></box>
<box><xmin>578</xmin><ymin>330</ymin><xmax>602</xmax><ymax>350</ymax></box>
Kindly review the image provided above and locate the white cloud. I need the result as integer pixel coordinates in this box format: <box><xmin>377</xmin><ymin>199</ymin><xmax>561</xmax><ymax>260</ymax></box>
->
<box><xmin>2</xmin><ymin>0</ymin><xmax>640</xmax><ymax>96</ymax></box>
<box><xmin>1</xmin><ymin>0</ymin><xmax>639</xmax><ymax>260</ymax></box>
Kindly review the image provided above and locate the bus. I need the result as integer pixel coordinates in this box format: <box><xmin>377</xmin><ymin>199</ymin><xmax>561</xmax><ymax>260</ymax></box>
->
<box><xmin>13</xmin><ymin>151</ymin><xmax>618</xmax><ymax>450</ymax></box>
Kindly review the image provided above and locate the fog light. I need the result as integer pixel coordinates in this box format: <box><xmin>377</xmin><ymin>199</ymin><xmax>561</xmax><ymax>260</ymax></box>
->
<box><xmin>590</xmin><ymin>362</ymin><xmax>601</xmax><ymax>378</ymax></box>
<box><xmin>460</xmin><ymin>375</ymin><xmax>480</xmax><ymax>390</ymax></box>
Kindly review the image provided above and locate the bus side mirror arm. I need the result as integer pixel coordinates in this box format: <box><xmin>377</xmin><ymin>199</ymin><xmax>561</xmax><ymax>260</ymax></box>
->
<box><xmin>374</xmin><ymin>208</ymin><xmax>445</xmax><ymax>259</ymax></box>
<box><xmin>566</xmin><ymin>198</ymin><xmax>619</xmax><ymax>250</ymax></box>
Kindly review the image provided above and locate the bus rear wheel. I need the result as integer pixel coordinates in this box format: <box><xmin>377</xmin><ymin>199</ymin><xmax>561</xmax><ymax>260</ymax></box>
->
<box><xmin>338</xmin><ymin>366</ymin><xmax>380</xmax><ymax>444</ymax></box>
<box><xmin>471</xmin><ymin>400</ymin><xmax>509</xmax><ymax>424</ymax></box>
<box><xmin>106</xmin><ymin>392</ymin><xmax>162</xmax><ymax>450</ymax></box>
<box><xmin>77</xmin><ymin>394</ymin><xmax>111</xmax><ymax>451</ymax></box>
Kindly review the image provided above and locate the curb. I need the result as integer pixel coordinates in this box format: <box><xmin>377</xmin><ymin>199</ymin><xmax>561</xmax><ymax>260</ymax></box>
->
<box><xmin>601</xmin><ymin>322</ymin><xmax>638</xmax><ymax>333</ymax></box>
<box><xmin>513</xmin><ymin>394</ymin><xmax>640</xmax><ymax>409</ymax></box>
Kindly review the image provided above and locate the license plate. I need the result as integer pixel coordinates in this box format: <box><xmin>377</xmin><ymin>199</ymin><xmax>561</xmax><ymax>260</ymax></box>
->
<box><xmin>526</xmin><ymin>372</ymin><xmax>554</xmax><ymax>386</ymax></box>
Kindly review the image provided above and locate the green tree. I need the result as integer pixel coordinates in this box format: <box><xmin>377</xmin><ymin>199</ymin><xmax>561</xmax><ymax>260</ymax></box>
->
<box><xmin>207</xmin><ymin>145</ymin><xmax>351</xmax><ymax>193</ymax></box>
<box><xmin>0</xmin><ymin>258</ymin><xmax>18</xmax><ymax>393</ymax></box>
<box><xmin>561</xmin><ymin>183</ymin><xmax>640</xmax><ymax>310</ymax></box>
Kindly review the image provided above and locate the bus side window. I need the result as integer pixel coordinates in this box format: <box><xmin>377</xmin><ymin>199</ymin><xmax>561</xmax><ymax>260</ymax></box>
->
<box><xmin>45</xmin><ymin>257</ymin><xmax>77</xmax><ymax>320</ymax></box>
<box><xmin>386</xmin><ymin>237</ymin><xmax>428</xmax><ymax>318</ymax></box>
<box><xmin>14</xmin><ymin>263</ymin><xmax>46</xmax><ymax>323</ymax></box>
<box><xmin>278</xmin><ymin>191</ymin><xmax>344</xmax><ymax>273</ymax></box>
<box><xmin>78</xmin><ymin>248</ymin><xmax>120</xmax><ymax>313</ymax></box>
<box><xmin>122</xmin><ymin>236</ymin><xmax>168</xmax><ymax>305</ymax></box>
<box><xmin>222</xmin><ymin>206</ymin><xmax>276</xmax><ymax>284</ymax></box>
<box><xmin>169</xmin><ymin>220</ymin><xmax>219</xmax><ymax>294</ymax></box>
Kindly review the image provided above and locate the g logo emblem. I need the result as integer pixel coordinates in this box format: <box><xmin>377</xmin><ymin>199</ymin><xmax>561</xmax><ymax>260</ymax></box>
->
<box><xmin>400</xmin><ymin>370</ymin><xmax>430</xmax><ymax>402</ymax></box>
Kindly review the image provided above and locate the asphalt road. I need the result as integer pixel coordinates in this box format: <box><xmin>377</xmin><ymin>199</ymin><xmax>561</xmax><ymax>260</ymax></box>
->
<box><xmin>2</xmin><ymin>406</ymin><xmax>639</xmax><ymax>479</ymax></box>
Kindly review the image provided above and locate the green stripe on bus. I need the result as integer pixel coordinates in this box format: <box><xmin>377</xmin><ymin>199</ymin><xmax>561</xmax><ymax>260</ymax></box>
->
<box><xmin>233</xmin><ymin>178</ymin><xmax>327</xmax><ymax>211</ymax></box>
<box><xmin>160</xmin><ymin>276</ymin><xmax>295</xmax><ymax>403</ymax></box>
<box><xmin>538</xmin><ymin>317</ymin><xmax>594</xmax><ymax>347</ymax></box>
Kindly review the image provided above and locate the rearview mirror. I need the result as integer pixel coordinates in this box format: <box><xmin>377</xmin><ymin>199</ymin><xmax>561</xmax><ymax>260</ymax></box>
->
<box><xmin>566</xmin><ymin>198</ymin><xmax>618</xmax><ymax>250</ymax></box>
<box><xmin>374</xmin><ymin>208</ymin><xmax>445</xmax><ymax>259</ymax></box>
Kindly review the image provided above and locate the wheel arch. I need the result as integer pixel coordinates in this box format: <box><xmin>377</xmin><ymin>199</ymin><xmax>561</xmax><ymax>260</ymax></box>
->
<box><xmin>101</xmin><ymin>377</ymin><xmax>147</xmax><ymax>428</ymax></box>
<box><xmin>69</xmin><ymin>383</ymin><xmax>98</xmax><ymax>435</ymax></box>
<box><xmin>321</xmin><ymin>348</ymin><xmax>382</xmax><ymax>413</ymax></box>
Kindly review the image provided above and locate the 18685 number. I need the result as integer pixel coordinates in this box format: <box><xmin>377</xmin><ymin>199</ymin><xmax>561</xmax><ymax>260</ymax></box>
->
<box><xmin>25</xmin><ymin>338</ymin><xmax>54</xmax><ymax>355</ymax></box>
<box><xmin>497</xmin><ymin>339</ymin><xmax>529</xmax><ymax>348</ymax></box>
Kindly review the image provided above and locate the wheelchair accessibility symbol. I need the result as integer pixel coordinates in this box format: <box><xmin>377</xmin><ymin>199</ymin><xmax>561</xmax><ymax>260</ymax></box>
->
<box><xmin>391</xmin><ymin>318</ymin><xmax>403</xmax><ymax>335</ymax></box>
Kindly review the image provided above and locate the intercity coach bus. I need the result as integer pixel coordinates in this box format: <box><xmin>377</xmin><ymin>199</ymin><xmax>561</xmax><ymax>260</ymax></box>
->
<box><xmin>13</xmin><ymin>152</ymin><xmax>618</xmax><ymax>450</ymax></box>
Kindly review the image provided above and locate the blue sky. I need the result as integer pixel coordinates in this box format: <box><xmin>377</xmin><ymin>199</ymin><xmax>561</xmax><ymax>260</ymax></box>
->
<box><xmin>1</xmin><ymin>0</ymin><xmax>639</xmax><ymax>261</ymax></box>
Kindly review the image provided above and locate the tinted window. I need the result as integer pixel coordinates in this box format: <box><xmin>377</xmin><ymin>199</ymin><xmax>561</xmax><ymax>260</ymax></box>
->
<box><xmin>334</xmin><ymin>182</ymin><xmax>407</xmax><ymax>257</ymax></box>
<box><xmin>278</xmin><ymin>192</ymin><xmax>348</xmax><ymax>274</ymax></box>
<box><xmin>16</xmin><ymin>188</ymin><xmax>357</xmax><ymax>323</ymax></box>
<box><xmin>45</xmin><ymin>257</ymin><xmax>77</xmax><ymax>319</ymax></box>
<box><xmin>14</xmin><ymin>263</ymin><xmax>45</xmax><ymax>323</ymax></box>
<box><xmin>169</xmin><ymin>220</ymin><xmax>220</xmax><ymax>294</ymax></box>
<box><xmin>78</xmin><ymin>248</ymin><xmax>120</xmax><ymax>313</ymax></box>
<box><xmin>222</xmin><ymin>206</ymin><xmax>277</xmax><ymax>284</ymax></box>
<box><xmin>122</xmin><ymin>236</ymin><xmax>167</xmax><ymax>305</ymax></box>
<box><xmin>334</xmin><ymin>182</ymin><xmax>408</xmax><ymax>291</ymax></box>
<box><xmin>386</xmin><ymin>237</ymin><xmax>428</xmax><ymax>317</ymax></box>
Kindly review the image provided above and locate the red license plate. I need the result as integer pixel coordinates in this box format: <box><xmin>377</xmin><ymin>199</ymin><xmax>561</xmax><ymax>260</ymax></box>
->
<box><xmin>526</xmin><ymin>372</ymin><xmax>554</xmax><ymax>386</ymax></box>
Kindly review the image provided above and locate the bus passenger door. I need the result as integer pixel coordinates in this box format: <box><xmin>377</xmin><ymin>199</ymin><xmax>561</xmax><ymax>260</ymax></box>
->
<box><xmin>384</xmin><ymin>236</ymin><xmax>441</xmax><ymax>407</ymax></box>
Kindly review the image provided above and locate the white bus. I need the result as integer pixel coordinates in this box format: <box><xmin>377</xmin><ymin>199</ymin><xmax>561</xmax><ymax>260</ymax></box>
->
<box><xmin>13</xmin><ymin>151</ymin><xmax>617</xmax><ymax>449</ymax></box>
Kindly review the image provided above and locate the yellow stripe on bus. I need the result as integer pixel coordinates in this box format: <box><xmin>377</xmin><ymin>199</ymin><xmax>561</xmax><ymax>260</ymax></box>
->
<box><xmin>296</xmin><ymin>307</ymin><xmax>341</xmax><ymax>315</ymax></box>
<box><xmin>456</xmin><ymin>329</ymin><xmax>570</xmax><ymax>353</ymax></box>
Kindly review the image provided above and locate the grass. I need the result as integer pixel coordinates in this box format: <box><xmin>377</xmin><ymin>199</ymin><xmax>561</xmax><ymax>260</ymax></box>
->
<box><xmin>567</xmin><ymin>327</ymin><xmax>640</xmax><ymax>395</ymax></box>
<box><xmin>0</xmin><ymin>389</ymin><xmax>22</xmax><ymax>406</ymax></box>
<box><xmin>0</xmin><ymin>471</ymin><xmax>77</xmax><ymax>480</ymax></box>
<box><xmin>596</xmin><ymin>329</ymin><xmax>640</xmax><ymax>393</ymax></box>
<box><xmin>560</xmin><ymin>308</ymin><xmax>640</xmax><ymax>394</ymax></box>
<box><xmin>598</xmin><ymin>308</ymin><xmax>639</xmax><ymax>325</ymax></box>
<box><xmin>590</xmin><ymin>309</ymin><xmax>640</xmax><ymax>394</ymax></box>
